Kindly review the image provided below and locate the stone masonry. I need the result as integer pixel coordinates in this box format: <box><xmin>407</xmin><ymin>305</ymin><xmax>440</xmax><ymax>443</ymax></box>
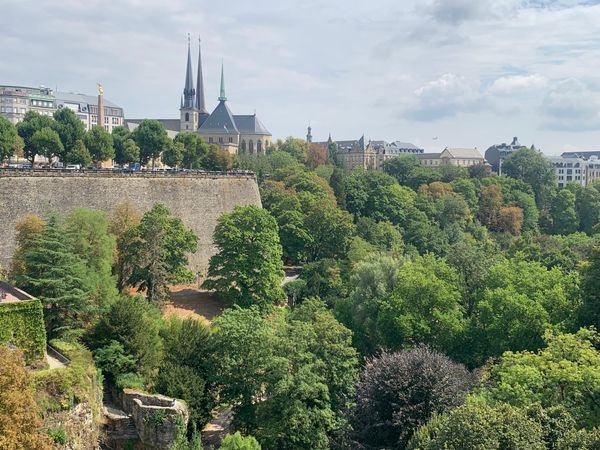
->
<box><xmin>0</xmin><ymin>171</ymin><xmax>261</xmax><ymax>279</ymax></box>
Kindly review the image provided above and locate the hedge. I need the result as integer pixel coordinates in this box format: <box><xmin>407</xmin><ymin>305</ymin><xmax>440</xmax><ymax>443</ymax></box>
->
<box><xmin>0</xmin><ymin>299</ymin><xmax>46</xmax><ymax>361</ymax></box>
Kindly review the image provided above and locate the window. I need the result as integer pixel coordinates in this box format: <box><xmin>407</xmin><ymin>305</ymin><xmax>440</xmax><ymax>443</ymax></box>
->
<box><xmin>249</xmin><ymin>140</ymin><xmax>254</xmax><ymax>153</ymax></box>
<box><xmin>241</xmin><ymin>140</ymin><xmax>246</xmax><ymax>152</ymax></box>
<box><xmin>104</xmin><ymin>116</ymin><xmax>109</xmax><ymax>124</ymax></box>
<box><xmin>219</xmin><ymin>137</ymin><xmax>223</xmax><ymax>143</ymax></box>
<box><xmin>185</xmin><ymin>112</ymin><xmax>189</xmax><ymax>122</ymax></box>
<box><xmin>257</xmin><ymin>140</ymin><xmax>262</xmax><ymax>153</ymax></box>
<box><xmin>229</xmin><ymin>137</ymin><xmax>233</xmax><ymax>143</ymax></box>
<box><xmin>209</xmin><ymin>137</ymin><xmax>213</xmax><ymax>143</ymax></box>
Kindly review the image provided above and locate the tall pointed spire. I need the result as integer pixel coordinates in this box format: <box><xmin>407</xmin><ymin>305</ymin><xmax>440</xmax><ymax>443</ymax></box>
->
<box><xmin>195</xmin><ymin>37</ymin><xmax>207</xmax><ymax>114</ymax></box>
<box><xmin>218</xmin><ymin>61</ymin><xmax>227</xmax><ymax>102</ymax></box>
<box><xmin>182</xmin><ymin>33</ymin><xmax>195</xmax><ymax>109</ymax></box>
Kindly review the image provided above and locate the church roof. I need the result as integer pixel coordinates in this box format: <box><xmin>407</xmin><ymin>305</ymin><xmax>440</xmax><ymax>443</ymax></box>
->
<box><xmin>198</xmin><ymin>101</ymin><xmax>239</xmax><ymax>134</ymax></box>
<box><xmin>233</xmin><ymin>114</ymin><xmax>270</xmax><ymax>135</ymax></box>
<box><xmin>443</xmin><ymin>147</ymin><xmax>484</xmax><ymax>159</ymax></box>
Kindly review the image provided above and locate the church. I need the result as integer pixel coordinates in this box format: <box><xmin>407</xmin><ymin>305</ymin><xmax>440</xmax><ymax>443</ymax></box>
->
<box><xmin>126</xmin><ymin>37</ymin><xmax>272</xmax><ymax>155</ymax></box>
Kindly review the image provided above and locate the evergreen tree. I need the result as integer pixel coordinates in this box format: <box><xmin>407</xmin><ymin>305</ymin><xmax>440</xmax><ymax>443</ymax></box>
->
<box><xmin>16</xmin><ymin>216</ymin><xmax>90</xmax><ymax>337</ymax></box>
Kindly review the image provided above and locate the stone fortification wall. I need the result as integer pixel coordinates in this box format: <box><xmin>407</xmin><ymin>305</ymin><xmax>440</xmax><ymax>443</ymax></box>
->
<box><xmin>0</xmin><ymin>171</ymin><xmax>261</xmax><ymax>278</ymax></box>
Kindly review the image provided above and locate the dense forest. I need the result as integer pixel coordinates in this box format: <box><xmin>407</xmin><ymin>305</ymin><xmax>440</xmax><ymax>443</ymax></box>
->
<box><xmin>2</xmin><ymin>131</ymin><xmax>600</xmax><ymax>449</ymax></box>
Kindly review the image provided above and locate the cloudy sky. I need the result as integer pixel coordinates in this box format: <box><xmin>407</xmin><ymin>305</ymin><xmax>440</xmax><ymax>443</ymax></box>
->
<box><xmin>3</xmin><ymin>0</ymin><xmax>600</xmax><ymax>153</ymax></box>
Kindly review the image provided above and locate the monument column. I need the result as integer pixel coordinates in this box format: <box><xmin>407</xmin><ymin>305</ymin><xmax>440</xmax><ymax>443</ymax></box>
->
<box><xmin>97</xmin><ymin>83</ymin><xmax>105</xmax><ymax>130</ymax></box>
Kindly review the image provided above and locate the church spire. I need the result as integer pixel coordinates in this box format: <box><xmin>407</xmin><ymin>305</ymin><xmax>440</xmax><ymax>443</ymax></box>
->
<box><xmin>196</xmin><ymin>37</ymin><xmax>207</xmax><ymax>114</ymax></box>
<box><xmin>182</xmin><ymin>34</ymin><xmax>195</xmax><ymax>109</ymax></box>
<box><xmin>218</xmin><ymin>62</ymin><xmax>227</xmax><ymax>102</ymax></box>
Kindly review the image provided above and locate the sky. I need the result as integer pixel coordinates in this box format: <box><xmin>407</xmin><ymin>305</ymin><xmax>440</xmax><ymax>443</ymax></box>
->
<box><xmin>2</xmin><ymin>0</ymin><xmax>600</xmax><ymax>154</ymax></box>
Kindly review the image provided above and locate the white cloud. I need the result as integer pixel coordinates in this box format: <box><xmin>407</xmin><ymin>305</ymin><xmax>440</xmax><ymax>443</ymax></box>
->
<box><xmin>541</xmin><ymin>78</ymin><xmax>600</xmax><ymax>131</ymax></box>
<box><xmin>405</xmin><ymin>74</ymin><xmax>483</xmax><ymax>121</ymax></box>
<box><xmin>489</xmin><ymin>74</ymin><xmax>549</xmax><ymax>94</ymax></box>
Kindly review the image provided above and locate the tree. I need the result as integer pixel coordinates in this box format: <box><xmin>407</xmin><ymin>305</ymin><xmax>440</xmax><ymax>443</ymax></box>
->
<box><xmin>306</xmin><ymin>143</ymin><xmax>328</xmax><ymax>169</ymax></box>
<box><xmin>109</xmin><ymin>201</ymin><xmax>142</xmax><ymax>291</ymax></box>
<box><xmin>502</xmin><ymin>147</ymin><xmax>555</xmax><ymax>208</ymax></box>
<box><xmin>53</xmin><ymin>107</ymin><xmax>85</xmax><ymax>159</ymax></box>
<box><xmin>87</xmin><ymin>295</ymin><xmax>163</xmax><ymax>383</ymax></box>
<box><xmin>202</xmin><ymin>144</ymin><xmax>233</xmax><ymax>171</ymax></box>
<box><xmin>10</xmin><ymin>213</ymin><xmax>46</xmax><ymax>279</ymax></box>
<box><xmin>162</xmin><ymin>141</ymin><xmax>184</xmax><ymax>168</ymax></box>
<box><xmin>0</xmin><ymin>116</ymin><xmax>18</xmax><ymax>162</ymax></box>
<box><xmin>203</xmin><ymin>206</ymin><xmax>284</xmax><ymax>311</ymax></box>
<box><xmin>66</xmin><ymin>139</ymin><xmax>92</xmax><ymax>166</ymax></box>
<box><xmin>15</xmin><ymin>215</ymin><xmax>91</xmax><ymax>337</ymax></box>
<box><xmin>304</xmin><ymin>202</ymin><xmax>356</xmax><ymax>261</ymax></box>
<box><xmin>174</xmin><ymin>132</ymin><xmax>207</xmax><ymax>169</ymax></box>
<box><xmin>329</xmin><ymin>167</ymin><xmax>347</xmax><ymax>208</ymax></box>
<box><xmin>482</xmin><ymin>328</ymin><xmax>600</xmax><ymax>429</ymax></box>
<box><xmin>157</xmin><ymin>317</ymin><xmax>215</xmax><ymax>430</ymax></box>
<box><xmin>351</xmin><ymin>347</ymin><xmax>475</xmax><ymax>449</ymax></box>
<box><xmin>220</xmin><ymin>432</ymin><xmax>261</xmax><ymax>450</ymax></box>
<box><xmin>478</xmin><ymin>184</ymin><xmax>503</xmax><ymax>229</ymax></box>
<box><xmin>112</xmin><ymin>126</ymin><xmax>138</xmax><ymax>166</ymax></box>
<box><xmin>576</xmin><ymin>185</ymin><xmax>600</xmax><ymax>234</ymax></box>
<box><xmin>125</xmin><ymin>204</ymin><xmax>198</xmax><ymax>305</ymax></box>
<box><xmin>84</xmin><ymin>125</ymin><xmax>114</xmax><ymax>164</ymax></box>
<box><xmin>581</xmin><ymin>246</ymin><xmax>600</xmax><ymax>331</ymax></box>
<box><xmin>65</xmin><ymin>208</ymin><xmax>118</xmax><ymax>314</ymax></box>
<box><xmin>276</xmin><ymin>137</ymin><xmax>309</xmax><ymax>164</ymax></box>
<box><xmin>407</xmin><ymin>402</ymin><xmax>545</xmax><ymax>450</ymax></box>
<box><xmin>383</xmin><ymin>155</ymin><xmax>421</xmax><ymax>185</ymax></box>
<box><xmin>16</xmin><ymin>111</ymin><xmax>55</xmax><ymax>164</ymax></box>
<box><xmin>132</xmin><ymin>119</ymin><xmax>169</xmax><ymax>166</ymax></box>
<box><xmin>30</xmin><ymin>127</ymin><xmax>63</xmax><ymax>161</ymax></box>
<box><xmin>0</xmin><ymin>346</ymin><xmax>53</xmax><ymax>450</ymax></box>
<box><xmin>550</xmin><ymin>189</ymin><xmax>578</xmax><ymax>235</ymax></box>
<box><xmin>497</xmin><ymin>205</ymin><xmax>524</xmax><ymax>235</ymax></box>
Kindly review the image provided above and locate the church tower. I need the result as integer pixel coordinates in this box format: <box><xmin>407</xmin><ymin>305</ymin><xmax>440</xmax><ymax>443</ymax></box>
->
<box><xmin>180</xmin><ymin>35</ymin><xmax>198</xmax><ymax>132</ymax></box>
<box><xmin>306</xmin><ymin>124</ymin><xmax>312</xmax><ymax>143</ymax></box>
<box><xmin>196</xmin><ymin>37</ymin><xmax>209</xmax><ymax>128</ymax></box>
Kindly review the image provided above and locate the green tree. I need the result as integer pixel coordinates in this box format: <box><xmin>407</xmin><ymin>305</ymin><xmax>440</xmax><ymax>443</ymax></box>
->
<box><xmin>482</xmin><ymin>328</ymin><xmax>600</xmax><ymax>429</ymax></box>
<box><xmin>132</xmin><ymin>119</ymin><xmax>169</xmax><ymax>166</ymax></box>
<box><xmin>15</xmin><ymin>216</ymin><xmax>90</xmax><ymax>337</ymax></box>
<box><xmin>16</xmin><ymin>111</ymin><xmax>55</xmax><ymax>164</ymax></box>
<box><xmin>329</xmin><ymin>167</ymin><xmax>347</xmax><ymax>207</ymax></box>
<box><xmin>276</xmin><ymin>137</ymin><xmax>309</xmax><ymax>164</ymax></box>
<box><xmin>203</xmin><ymin>206</ymin><xmax>285</xmax><ymax>311</ymax></box>
<box><xmin>576</xmin><ymin>185</ymin><xmax>600</xmax><ymax>234</ymax></box>
<box><xmin>66</xmin><ymin>139</ymin><xmax>92</xmax><ymax>166</ymax></box>
<box><xmin>30</xmin><ymin>127</ymin><xmax>64</xmax><ymax>161</ymax></box>
<box><xmin>108</xmin><ymin>201</ymin><xmax>142</xmax><ymax>292</ymax></box>
<box><xmin>125</xmin><ymin>204</ymin><xmax>198</xmax><ymax>305</ymax></box>
<box><xmin>550</xmin><ymin>189</ymin><xmax>578</xmax><ymax>235</ymax></box>
<box><xmin>52</xmin><ymin>107</ymin><xmax>85</xmax><ymax>159</ymax></box>
<box><xmin>502</xmin><ymin>146</ymin><xmax>555</xmax><ymax>208</ymax></box>
<box><xmin>65</xmin><ymin>209</ymin><xmax>118</xmax><ymax>314</ymax></box>
<box><xmin>383</xmin><ymin>155</ymin><xmax>421</xmax><ymax>185</ymax></box>
<box><xmin>304</xmin><ymin>202</ymin><xmax>356</xmax><ymax>261</ymax></box>
<box><xmin>162</xmin><ymin>141</ymin><xmax>184</xmax><ymax>168</ymax></box>
<box><xmin>408</xmin><ymin>402</ymin><xmax>545</xmax><ymax>450</ymax></box>
<box><xmin>202</xmin><ymin>144</ymin><xmax>233</xmax><ymax>171</ymax></box>
<box><xmin>84</xmin><ymin>125</ymin><xmax>114</xmax><ymax>164</ymax></box>
<box><xmin>157</xmin><ymin>317</ymin><xmax>215</xmax><ymax>429</ymax></box>
<box><xmin>174</xmin><ymin>132</ymin><xmax>207</xmax><ymax>169</ymax></box>
<box><xmin>0</xmin><ymin>116</ymin><xmax>18</xmax><ymax>162</ymax></box>
<box><xmin>580</xmin><ymin>246</ymin><xmax>600</xmax><ymax>331</ymax></box>
<box><xmin>111</xmin><ymin>125</ymin><xmax>132</xmax><ymax>165</ymax></box>
<box><xmin>220</xmin><ymin>432</ymin><xmax>261</xmax><ymax>450</ymax></box>
<box><xmin>87</xmin><ymin>295</ymin><xmax>163</xmax><ymax>383</ymax></box>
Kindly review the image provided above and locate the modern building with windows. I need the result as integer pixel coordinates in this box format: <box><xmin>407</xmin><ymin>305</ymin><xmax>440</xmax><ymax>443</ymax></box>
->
<box><xmin>0</xmin><ymin>84</ymin><xmax>124</xmax><ymax>132</ymax></box>
<box><xmin>550</xmin><ymin>153</ymin><xmax>600</xmax><ymax>188</ymax></box>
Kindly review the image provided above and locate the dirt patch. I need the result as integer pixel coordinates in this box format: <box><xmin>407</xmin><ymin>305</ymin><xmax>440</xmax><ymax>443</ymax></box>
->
<box><xmin>163</xmin><ymin>285</ymin><xmax>229</xmax><ymax>325</ymax></box>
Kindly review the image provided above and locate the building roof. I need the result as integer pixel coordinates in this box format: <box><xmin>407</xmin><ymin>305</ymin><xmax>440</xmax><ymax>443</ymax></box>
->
<box><xmin>418</xmin><ymin>152</ymin><xmax>442</xmax><ymax>158</ymax></box>
<box><xmin>561</xmin><ymin>151</ymin><xmax>600</xmax><ymax>160</ymax></box>
<box><xmin>55</xmin><ymin>91</ymin><xmax>121</xmax><ymax>109</ymax></box>
<box><xmin>443</xmin><ymin>147</ymin><xmax>484</xmax><ymax>159</ymax></box>
<box><xmin>233</xmin><ymin>114</ymin><xmax>271</xmax><ymax>135</ymax></box>
<box><xmin>198</xmin><ymin>101</ymin><xmax>239</xmax><ymax>134</ymax></box>
<box><xmin>124</xmin><ymin>119</ymin><xmax>180</xmax><ymax>138</ymax></box>
<box><xmin>0</xmin><ymin>281</ymin><xmax>34</xmax><ymax>303</ymax></box>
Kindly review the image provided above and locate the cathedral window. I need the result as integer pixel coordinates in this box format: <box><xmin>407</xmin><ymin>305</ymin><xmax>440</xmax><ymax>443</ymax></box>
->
<box><xmin>249</xmin><ymin>140</ymin><xmax>254</xmax><ymax>154</ymax></box>
<box><xmin>241</xmin><ymin>140</ymin><xmax>246</xmax><ymax>152</ymax></box>
<box><xmin>185</xmin><ymin>112</ymin><xmax>189</xmax><ymax>122</ymax></box>
<box><xmin>257</xmin><ymin>140</ymin><xmax>262</xmax><ymax>153</ymax></box>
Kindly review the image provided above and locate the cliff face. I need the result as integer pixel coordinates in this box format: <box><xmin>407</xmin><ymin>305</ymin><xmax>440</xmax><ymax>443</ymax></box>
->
<box><xmin>0</xmin><ymin>172</ymin><xmax>261</xmax><ymax>279</ymax></box>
